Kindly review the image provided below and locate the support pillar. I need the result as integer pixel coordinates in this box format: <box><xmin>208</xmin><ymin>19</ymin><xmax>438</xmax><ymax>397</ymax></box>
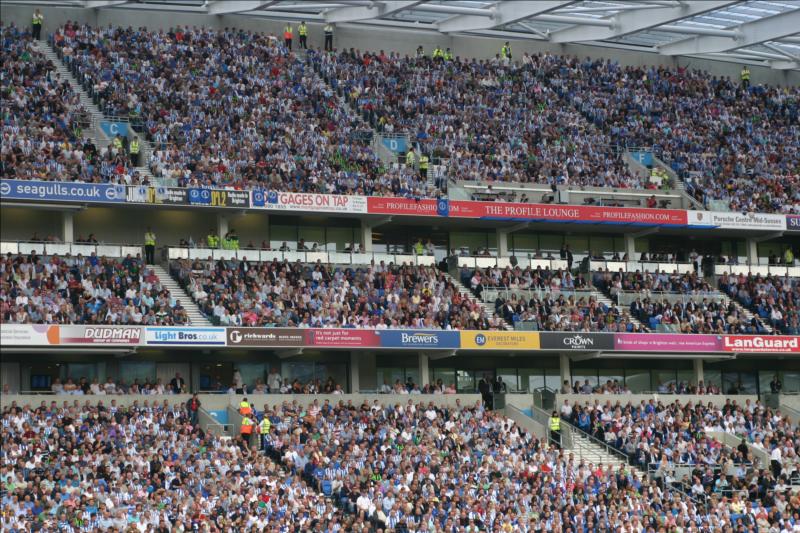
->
<box><xmin>217</xmin><ymin>215</ymin><xmax>229</xmax><ymax>244</ymax></box>
<box><xmin>746</xmin><ymin>238</ymin><xmax>759</xmax><ymax>266</ymax></box>
<box><xmin>624</xmin><ymin>234</ymin><xmax>636</xmax><ymax>261</ymax></box>
<box><xmin>693</xmin><ymin>358</ymin><xmax>704</xmax><ymax>386</ymax></box>
<box><xmin>497</xmin><ymin>229</ymin><xmax>509</xmax><ymax>257</ymax></box>
<box><xmin>349</xmin><ymin>352</ymin><xmax>360</xmax><ymax>393</ymax></box>
<box><xmin>419</xmin><ymin>353</ymin><xmax>430</xmax><ymax>388</ymax></box>
<box><xmin>62</xmin><ymin>211</ymin><xmax>74</xmax><ymax>243</ymax></box>
<box><xmin>360</xmin><ymin>221</ymin><xmax>373</xmax><ymax>252</ymax></box>
<box><xmin>559</xmin><ymin>354</ymin><xmax>571</xmax><ymax>391</ymax></box>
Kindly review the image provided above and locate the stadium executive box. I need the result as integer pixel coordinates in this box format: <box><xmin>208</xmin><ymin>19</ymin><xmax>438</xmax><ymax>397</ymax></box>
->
<box><xmin>2</xmin><ymin>325</ymin><xmax>798</xmax><ymax>354</ymax></box>
<box><xmin>1</xmin><ymin>180</ymin><xmax>794</xmax><ymax>231</ymax></box>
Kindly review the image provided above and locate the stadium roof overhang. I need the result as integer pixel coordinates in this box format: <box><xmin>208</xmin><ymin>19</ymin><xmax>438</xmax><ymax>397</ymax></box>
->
<box><xmin>11</xmin><ymin>0</ymin><xmax>800</xmax><ymax>70</ymax></box>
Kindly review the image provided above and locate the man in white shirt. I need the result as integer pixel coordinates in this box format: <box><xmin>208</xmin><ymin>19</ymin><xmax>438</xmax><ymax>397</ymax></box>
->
<box><xmin>560</xmin><ymin>400</ymin><xmax>573</xmax><ymax>419</ymax></box>
<box><xmin>771</xmin><ymin>444</ymin><xmax>783</xmax><ymax>477</ymax></box>
<box><xmin>267</xmin><ymin>368</ymin><xmax>282</xmax><ymax>392</ymax></box>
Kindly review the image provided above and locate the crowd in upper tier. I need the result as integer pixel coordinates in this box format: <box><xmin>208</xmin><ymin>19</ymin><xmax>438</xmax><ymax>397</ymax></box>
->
<box><xmin>315</xmin><ymin>48</ymin><xmax>645</xmax><ymax>190</ymax></box>
<box><xmin>0</xmin><ymin>26</ymin><xmax>139</xmax><ymax>185</ymax></box>
<box><xmin>51</xmin><ymin>23</ymin><xmax>434</xmax><ymax>198</ymax></box>
<box><xmin>0</xmin><ymin>251</ymin><xmax>188</xmax><ymax>325</ymax></box>
<box><xmin>2</xmin><ymin>22</ymin><xmax>796</xmax><ymax>214</ymax></box>
<box><xmin>170</xmin><ymin>257</ymin><xmax>504</xmax><ymax>330</ymax></box>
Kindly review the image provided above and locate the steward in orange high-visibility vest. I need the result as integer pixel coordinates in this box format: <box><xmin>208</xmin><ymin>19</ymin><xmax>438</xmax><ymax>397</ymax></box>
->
<box><xmin>284</xmin><ymin>25</ymin><xmax>293</xmax><ymax>51</ymax></box>
<box><xmin>241</xmin><ymin>416</ymin><xmax>254</xmax><ymax>435</ymax></box>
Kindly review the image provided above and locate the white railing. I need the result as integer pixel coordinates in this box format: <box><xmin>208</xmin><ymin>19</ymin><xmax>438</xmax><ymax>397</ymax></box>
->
<box><xmin>714</xmin><ymin>264</ymin><xmax>800</xmax><ymax>278</ymax></box>
<box><xmin>482</xmin><ymin>287</ymin><xmax>597</xmax><ymax>303</ymax></box>
<box><xmin>459</xmin><ymin>181</ymin><xmax>682</xmax><ymax>199</ymax></box>
<box><xmin>615</xmin><ymin>291</ymin><xmax>724</xmax><ymax>306</ymax></box>
<box><xmin>590</xmin><ymin>260</ymin><xmax>695</xmax><ymax>274</ymax></box>
<box><xmin>167</xmin><ymin>247</ymin><xmax>438</xmax><ymax>266</ymax></box>
<box><xmin>2</xmin><ymin>241</ymin><xmax>142</xmax><ymax>258</ymax></box>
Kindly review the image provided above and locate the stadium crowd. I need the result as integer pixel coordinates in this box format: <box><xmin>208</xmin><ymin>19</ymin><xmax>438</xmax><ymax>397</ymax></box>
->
<box><xmin>51</xmin><ymin>23</ymin><xmax>434</xmax><ymax>198</ymax></box>
<box><xmin>315</xmin><ymin>49</ymin><xmax>645</xmax><ymax>191</ymax></box>
<box><xmin>591</xmin><ymin>268</ymin><xmax>775</xmax><ymax>334</ymax></box>
<box><xmin>1</xmin><ymin>25</ymin><xmax>139</xmax><ymax>185</ymax></box>
<box><xmin>170</xmin><ymin>257</ymin><xmax>503</xmax><ymax>330</ymax></box>
<box><xmin>567</xmin><ymin>57</ymin><xmax>799</xmax><ymax>214</ymax></box>
<box><xmin>0</xmin><ymin>399</ymin><xmax>356</xmax><ymax>531</ymax></box>
<box><xmin>3</xmin><ymin>22</ymin><xmax>794</xmax><ymax>213</ymax></box>
<box><xmin>718</xmin><ymin>272</ymin><xmax>800</xmax><ymax>335</ymax></box>
<box><xmin>561</xmin><ymin>398</ymin><xmax>800</xmax><ymax>508</ymax></box>
<box><xmin>0</xmin><ymin>251</ymin><xmax>187</xmax><ymax>325</ymax></box>
<box><xmin>6</xmin><ymin>395</ymin><xmax>800</xmax><ymax>532</ymax></box>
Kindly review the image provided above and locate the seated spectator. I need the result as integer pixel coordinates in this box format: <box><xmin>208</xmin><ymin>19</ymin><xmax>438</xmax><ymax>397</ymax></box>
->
<box><xmin>170</xmin><ymin>256</ymin><xmax>498</xmax><ymax>330</ymax></box>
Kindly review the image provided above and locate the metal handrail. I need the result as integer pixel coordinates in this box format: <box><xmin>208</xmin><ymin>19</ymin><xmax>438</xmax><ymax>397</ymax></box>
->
<box><xmin>561</xmin><ymin>418</ymin><xmax>631</xmax><ymax>466</ymax></box>
<box><xmin>4</xmin><ymin>239</ymin><xmax>144</xmax><ymax>247</ymax></box>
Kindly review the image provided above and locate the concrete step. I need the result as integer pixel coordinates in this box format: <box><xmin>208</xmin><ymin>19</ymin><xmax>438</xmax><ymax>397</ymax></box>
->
<box><xmin>150</xmin><ymin>264</ymin><xmax>213</xmax><ymax>326</ymax></box>
<box><xmin>592</xmin><ymin>289</ymin><xmax>649</xmax><ymax>332</ymax></box>
<box><xmin>444</xmin><ymin>273</ymin><xmax>514</xmax><ymax>330</ymax></box>
<box><xmin>569</xmin><ymin>433</ymin><xmax>638</xmax><ymax>472</ymax></box>
<box><xmin>31</xmin><ymin>41</ymin><xmax>108</xmax><ymax>143</ymax></box>
<box><xmin>34</xmin><ymin>40</ymin><xmax>156</xmax><ymax>181</ymax></box>
<box><xmin>724</xmin><ymin>296</ymin><xmax>774</xmax><ymax>334</ymax></box>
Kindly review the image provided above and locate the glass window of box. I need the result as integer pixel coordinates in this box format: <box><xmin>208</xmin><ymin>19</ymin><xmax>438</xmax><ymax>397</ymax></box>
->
<box><xmin>538</xmin><ymin>234</ymin><xmax>563</xmax><ymax>256</ymax></box>
<box><xmin>783</xmin><ymin>372</ymin><xmax>800</xmax><ymax>393</ymax></box>
<box><xmin>653</xmin><ymin>370</ymin><xmax>677</xmax><ymax>391</ymax></box>
<box><xmin>327</xmin><ymin>227</ymin><xmax>357</xmax><ymax>252</ymax></box>
<box><xmin>236</xmin><ymin>363</ymin><xmax>266</xmax><ymax>390</ymax></box>
<box><xmin>298</xmin><ymin>226</ymin><xmax>325</xmax><ymax>250</ymax></box>
<box><xmin>572</xmin><ymin>371</ymin><xmax>599</xmax><ymax>390</ymax></box>
<box><xmin>315</xmin><ymin>363</ymin><xmax>348</xmax><ymax>389</ymax></box>
<box><xmin>704</xmin><ymin>369</ymin><xmax>721</xmax><ymax>392</ymax></box>
<box><xmin>497</xmin><ymin>368</ymin><xmax>520</xmax><ymax>392</ymax></box>
<box><xmin>598</xmin><ymin>369</ymin><xmax>625</xmax><ymax>391</ymax></box>
<box><xmin>676</xmin><ymin>370</ymin><xmax>694</xmax><ymax>390</ymax></box>
<box><xmin>510</xmin><ymin>234</ymin><xmax>537</xmax><ymax>256</ymax></box>
<box><xmin>624</xmin><ymin>369</ymin><xmax>651</xmax><ymax>393</ymax></box>
<box><xmin>270</xmin><ymin>225</ymin><xmax>297</xmax><ymax>250</ymax></box>
<box><xmin>62</xmin><ymin>363</ymin><xmax>98</xmax><ymax>382</ymax></box>
<box><xmin>433</xmin><ymin>368</ymin><xmax>456</xmax><ymax>390</ymax></box>
<box><xmin>457</xmin><ymin>370</ymin><xmax>476</xmax><ymax>393</ymax></box>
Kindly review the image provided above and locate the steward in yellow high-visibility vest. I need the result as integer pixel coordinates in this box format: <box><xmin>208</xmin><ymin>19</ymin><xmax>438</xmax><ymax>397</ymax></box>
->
<box><xmin>207</xmin><ymin>231</ymin><xmax>219</xmax><ymax>248</ymax></box>
<box><xmin>258</xmin><ymin>416</ymin><xmax>271</xmax><ymax>449</ymax></box>
<box><xmin>432</xmin><ymin>47</ymin><xmax>444</xmax><ymax>60</ymax></box>
<box><xmin>112</xmin><ymin>135</ymin><xmax>123</xmax><ymax>152</ymax></box>
<box><xmin>549</xmin><ymin>411</ymin><xmax>561</xmax><ymax>445</ymax></box>
<box><xmin>405</xmin><ymin>147</ymin><xmax>416</xmax><ymax>168</ymax></box>
<box><xmin>444</xmin><ymin>48</ymin><xmax>453</xmax><ymax>61</ymax></box>
<box><xmin>501</xmin><ymin>42</ymin><xmax>512</xmax><ymax>60</ymax></box>
<box><xmin>129</xmin><ymin>138</ymin><xmax>140</xmax><ymax>165</ymax></box>
<box><xmin>418</xmin><ymin>154</ymin><xmax>429</xmax><ymax>177</ymax></box>
<box><xmin>740</xmin><ymin>66</ymin><xmax>750</xmax><ymax>88</ymax></box>
<box><xmin>239</xmin><ymin>399</ymin><xmax>252</xmax><ymax>416</ymax></box>
<box><xmin>284</xmin><ymin>25</ymin><xmax>293</xmax><ymax>51</ymax></box>
<box><xmin>144</xmin><ymin>227</ymin><xmax>156</xmax><ymax>265</ymax></box>
<box><xmin>298</xmin><ymin>21</ymin><xmax>308</xmax><ymax>50</ymax></box>
<box><xmin>32</xmin><ymin>9</ymin><xmax>43</xmax><ymax>40</ymax></box>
